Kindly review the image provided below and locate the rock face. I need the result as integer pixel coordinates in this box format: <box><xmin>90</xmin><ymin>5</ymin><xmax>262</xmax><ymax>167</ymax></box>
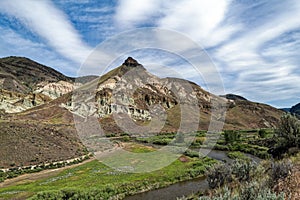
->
<box><xmin>67</xmin><ymin>57</ymin><xmax>283</xmax><ymax>132</ymax></box>
<box><xmin>0</xmin><ymin>89</ymin><xmax>51</xmax><ymax>113</ymax></box>
<box><xmin>34</xmin><ymin>81</ymin><xmax>75</xmax><ymax>99</ymax></box>
<box><xmin>0</xmin><ymin>56</ymin><xmax>73</xmax><ymax>93</ymax></box>
<box><xmin>0</xmin><ymin>56</ymin><xmax>98</xmax><ymax>113</ymax></box>
<box><xmin>69</xmin><ymin>58</ymin><xmax>213</xmax><ymax>126</ymax></box>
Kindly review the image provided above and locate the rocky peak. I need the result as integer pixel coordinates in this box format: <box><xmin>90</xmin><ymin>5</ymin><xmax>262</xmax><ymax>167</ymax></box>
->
<box><xmin>221</xmin><ymin>94</ymin><xmax>247</xmax><ymax>101</ymax></box>
<box><xmin>123</xmin><ymin>57</ymin><xmax>140</xmax><ymax>67</ymax></box>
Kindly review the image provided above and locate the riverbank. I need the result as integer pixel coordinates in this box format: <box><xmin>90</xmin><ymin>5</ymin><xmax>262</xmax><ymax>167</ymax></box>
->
<box><xmin>0</xmin><ymin>154</ymin><xmax>92</xmax><ymax>183</ymax></box>
<box><xmin>0</xmin><ymin>147</ymin><xmax>216</xmax><ymax>199</ymax></box>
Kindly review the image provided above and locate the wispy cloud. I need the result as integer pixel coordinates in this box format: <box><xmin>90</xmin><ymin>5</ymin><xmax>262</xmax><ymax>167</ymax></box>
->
<box><xmin>212</xmin><ymin>0</ymin><xmax>300</xmax><ymax>106</ymax></box>
<box><xmin>0</xmin><ymin>27</ymin><xmax>78</xmax><ymax>76</ymax></box>
<box><xmin>0</xmin><ymin>0</ymin><xmax>299</xmax><ymax>107</ymax></box>
<box><xmin>0</xmin><ymin>0</ymin><xmax>92</xmax><ymax>64</ymax></box>
<box><xmin>115</xmin><ymin>0</ymin><xmax>240</xmax><ymax>48</ymax></box>
<box><xmin>113</xmin><ymin>0</ymin><xmax>300</xmax><ymax>107</ymax></box>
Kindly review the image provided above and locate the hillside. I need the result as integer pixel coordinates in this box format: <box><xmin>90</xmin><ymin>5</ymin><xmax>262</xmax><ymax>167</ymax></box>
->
<box><xmin>0</xmin><ymin>56</ymin><xmax>73</xmax><ymax>93</ymax></box>
<box><xmin>0</xmin><ymin>56</ymin><xmax>284</xmax><ymax>167</ymax></box>
<box><xmin>290</xmin><ymin>103</ymin><xmax>300</xmax><ymax>117</ymax></box>
<box><xmin>0</xmin><ymin>56</ymin><xmax>98</xmax><ymax>113</ymax></box>
<box><xmin>19</xmin><ymin>57</ymin><xmax>283</xmax><ymax>131</ymax></box>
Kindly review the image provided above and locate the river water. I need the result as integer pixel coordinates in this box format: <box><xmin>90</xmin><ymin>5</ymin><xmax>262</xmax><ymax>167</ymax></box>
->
<box><xmin>124</xmin><ymin>149</ymin><xmax>261</xmax><ymax>200</ymax></box>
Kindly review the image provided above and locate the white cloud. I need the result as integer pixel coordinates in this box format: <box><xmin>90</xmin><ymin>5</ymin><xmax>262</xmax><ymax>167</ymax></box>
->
<box><xmin>0</xmin><ymin>0</ymin><xmax>92</xmax><ymax>64</ymax></box>
<box><xmin>114</xmin><ymin>0</ymin><xmax>161</xmax><ymax>29</ymax></box>
<box><xmin>114</xmin><ymin>0</ymin><xmax>239</xmax><ymax>48</ymax></box>
<box><xmin>0</xmin><ymin>27</ymin><xmax>78</xmax><ymax>76</ymax></box>
<box><xmin>113</xmin><ymin>0</ymin><xmax>300</xmax><ymax>107</ymax></box>
<box><xmin>206</xmin><ymin>0</ymin><xmax>300</xmax><ymax>107</ymax></box>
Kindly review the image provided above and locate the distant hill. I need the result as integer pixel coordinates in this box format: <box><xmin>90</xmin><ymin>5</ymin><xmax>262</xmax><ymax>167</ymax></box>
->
<box><xmin>290</xmin><ymin>103</ymin><xmax>300</xmax><ymax>117</ymax></box>
<box><xmin>280</xmin><ymin>108</ymin><xmax>290</xmax><ymax>112</ymax></box>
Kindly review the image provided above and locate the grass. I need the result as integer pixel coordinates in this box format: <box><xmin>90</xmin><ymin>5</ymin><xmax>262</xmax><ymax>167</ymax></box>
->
<box><xmin>0</xmin><ymin>148</ymin><xmax>216</xmax><ymax>199</ymax></box>
<box><xmin>227</xmin><ymin>151</ymin><xmax>250</xmax><ymax>161</ymax></box>
<box><xmin>123</xmin><ymin>143</ymin><xmax>156</xmax><ymax>153</ymax></box>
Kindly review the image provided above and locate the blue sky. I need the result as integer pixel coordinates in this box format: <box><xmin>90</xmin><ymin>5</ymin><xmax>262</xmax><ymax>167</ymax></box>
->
<box><xmin>0</xmin><ymin>0</ymin><xmax>299</xmax><ymax>108</ymax></box>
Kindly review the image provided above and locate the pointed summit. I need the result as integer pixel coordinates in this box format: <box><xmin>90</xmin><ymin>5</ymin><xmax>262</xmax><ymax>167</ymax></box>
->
<box><xmin>123</xmin><ymin>57</ymin><xmax>140</xmax><ymax>67</ymax></box>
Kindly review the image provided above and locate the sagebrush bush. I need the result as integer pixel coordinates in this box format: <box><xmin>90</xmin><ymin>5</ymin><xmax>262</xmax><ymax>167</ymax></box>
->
<box><xmin>198</xmin><ymin>183</ymin><xmax>285</xmax><ymax>200</ymax></box>
<box><xmin>231</xmin><ymin>160</ymin><xmax>255</xmax><ymax>182</ymax></box>
<box><xmin>207</xmin><ymin>164</ymin><xmax>232</xmax><ymax>189</ymax></box>
<box><xmin>268</xmin><ymin>159</ymin><xmax>292</xmax><ymax>187</ymax></box>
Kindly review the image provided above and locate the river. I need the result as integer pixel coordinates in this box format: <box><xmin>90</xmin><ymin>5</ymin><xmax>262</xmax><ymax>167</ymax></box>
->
<box><xmin>125</xmin><ymin>149</ymin><xmax>261</xmax><ymax>200</ymax></box>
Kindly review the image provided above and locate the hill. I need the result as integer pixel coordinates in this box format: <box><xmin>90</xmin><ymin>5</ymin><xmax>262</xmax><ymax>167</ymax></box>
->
<box><xmin>21</xmin><ymin>57</ymin><xmax>283</xmax><ymax>131</ymax></box>
<box><xmin>0</xmin><ymin>56</ymin><xmax>98</xmax><ymax>113</ymax></box>
<box><xmin>290</xmin><ymin>103</ymin><xmax>300</xmax><ymax>117</ymax></box>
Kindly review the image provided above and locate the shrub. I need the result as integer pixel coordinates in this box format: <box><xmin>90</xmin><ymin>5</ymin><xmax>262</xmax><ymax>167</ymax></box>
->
<box><xmin>268</xmin><ymin>160</ymin><xmax>292</xmax><ymax>187</ymax></box>
<box><xmin>206</xmin><ymin>164</ymin><xmax>232</xmax><ymax>189</ymax></box>
<box><xmin>224</xmin><ymin>131</ymin><xmax>241</xmax><ymax>144</ymax></box>
<box><xmin>270</xmin><ymin>114</ymin><xmax>300</xmax><ymax>158</ymax></box>
<box><xmin>258</xmin><ymin>129</ymin><xmax>267</xmax><ymax>138</ymax></box>
<box><xmin>231</xmin><ymin>160</ymin><xmax>255</xmax><ymax>182</ymax></box>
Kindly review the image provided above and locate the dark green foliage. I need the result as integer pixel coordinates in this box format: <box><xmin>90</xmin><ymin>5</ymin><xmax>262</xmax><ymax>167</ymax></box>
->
<box><xmin>184</xmin><ymin>149</ymin><xmax>199</xmax><ymax>158</ymax></box>
<box><xmin>136</xmin><ymin>134</ymin><xmax>174</xmax><ymax>145</ymax></box>
<box><xmin>224</xmin><ymin>130</ymin><xmax>241</xmax><ymax>144</ymax></box>
<box><xmin>270</xmin><ymin>114</ymin><xmax>300</xmax><ymax>158</ymax></box>
<box><xmin>258</xmin><ymin>129</ymin><xmax>267</xmax><ymax>138</ymax></box>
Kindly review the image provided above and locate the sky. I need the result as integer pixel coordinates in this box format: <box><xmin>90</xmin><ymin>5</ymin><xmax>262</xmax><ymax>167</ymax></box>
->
<box><xmin>0</xmin><ymin>0</ymin><xmax>299</xmax><ymax>108</ymax></box>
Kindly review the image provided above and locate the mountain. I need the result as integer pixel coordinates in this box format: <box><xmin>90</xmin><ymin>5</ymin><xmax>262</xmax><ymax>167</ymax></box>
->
<box><xmin>279</xmin><ymin>103</ymin><xmax>300</xmax><ymax>118</ymax></box>
<box><xmin>0</xmin><ymin>56</ymin><xmax>73</xmax><ymax>93</ymax></box>
<box><xmin>0</xmin><ymin>56</ymin><xmax>98</xmax><ymax>113</ymax></box>
<box><xmin>0</xmin><ymin>56</ymin><xmax>284</xmax><ymax>167</ymax></box>
<box><xmin>280</xmin><ymin>108</ymin><xmax>291</xmax><ymax>112</ymax></box>
<box><xmin>20</xmin><ymin>57</ymin><xmax>283</xmax><ymax>131</ymax></box>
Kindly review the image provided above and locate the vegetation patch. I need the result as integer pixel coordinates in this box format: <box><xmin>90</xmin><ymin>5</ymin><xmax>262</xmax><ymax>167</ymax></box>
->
<box><xmin>0</xmin><ymin>155</ymin><xmax>216</xmax><ymax>199</ymax></box>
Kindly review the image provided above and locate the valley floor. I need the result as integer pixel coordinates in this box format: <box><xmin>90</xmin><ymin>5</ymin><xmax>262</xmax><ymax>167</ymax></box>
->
<box><xmin>0</xmin><ymin>158</ymin><xmax>95</xmax><ymax>188</ymax></box>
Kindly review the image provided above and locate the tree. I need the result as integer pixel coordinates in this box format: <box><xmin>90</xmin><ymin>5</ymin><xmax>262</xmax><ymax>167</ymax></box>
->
<box><xmin>224</xmin><ymin>130</ymin><xmax>241</xmax><ymax>144</ymax></box>
<box><xmin>269</xmin><ymin>114</ymin><xmax>300</xmax><ymax>158</ymax></box>
<box><xmin>275</xmin><ymin>114</ymin><xmax>300</xmax><ymax>148</ymax></box>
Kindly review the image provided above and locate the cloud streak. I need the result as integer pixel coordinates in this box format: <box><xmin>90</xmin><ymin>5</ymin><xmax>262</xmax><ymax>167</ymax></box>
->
<box><xmin>0</xmin><ymin>0</ymin><xmax>92</xmax><ymax>64</ymax></box>
<box><xmin>113</xmin><ymin>0</ymin><xmax>300</xmax><ymax>107</ymax></box>
<box><xmin>0</xmin><ymin>0</ymin><xmax>300</xmax><ymax>107</ymax></box>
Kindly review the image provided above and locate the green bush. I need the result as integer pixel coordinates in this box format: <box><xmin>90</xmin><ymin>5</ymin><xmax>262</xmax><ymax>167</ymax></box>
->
<box><xmin>258</xmin><ymin>129</ymin><xmax>267</xmax><ymax>138</ymax></box>
<box><xmin>206</xmin><ymin>164</ymin><xmax>232</xmax><ymax>189</ymax></box>
<box><xmin>270</xmin><ymin>114</ymin><xmax>300</xmax><ymax>158</ymax></box>
<box><xmin>231</xmin><ymin>160</ymin><xmax>255</xmax><ymax>182</ymax></box>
